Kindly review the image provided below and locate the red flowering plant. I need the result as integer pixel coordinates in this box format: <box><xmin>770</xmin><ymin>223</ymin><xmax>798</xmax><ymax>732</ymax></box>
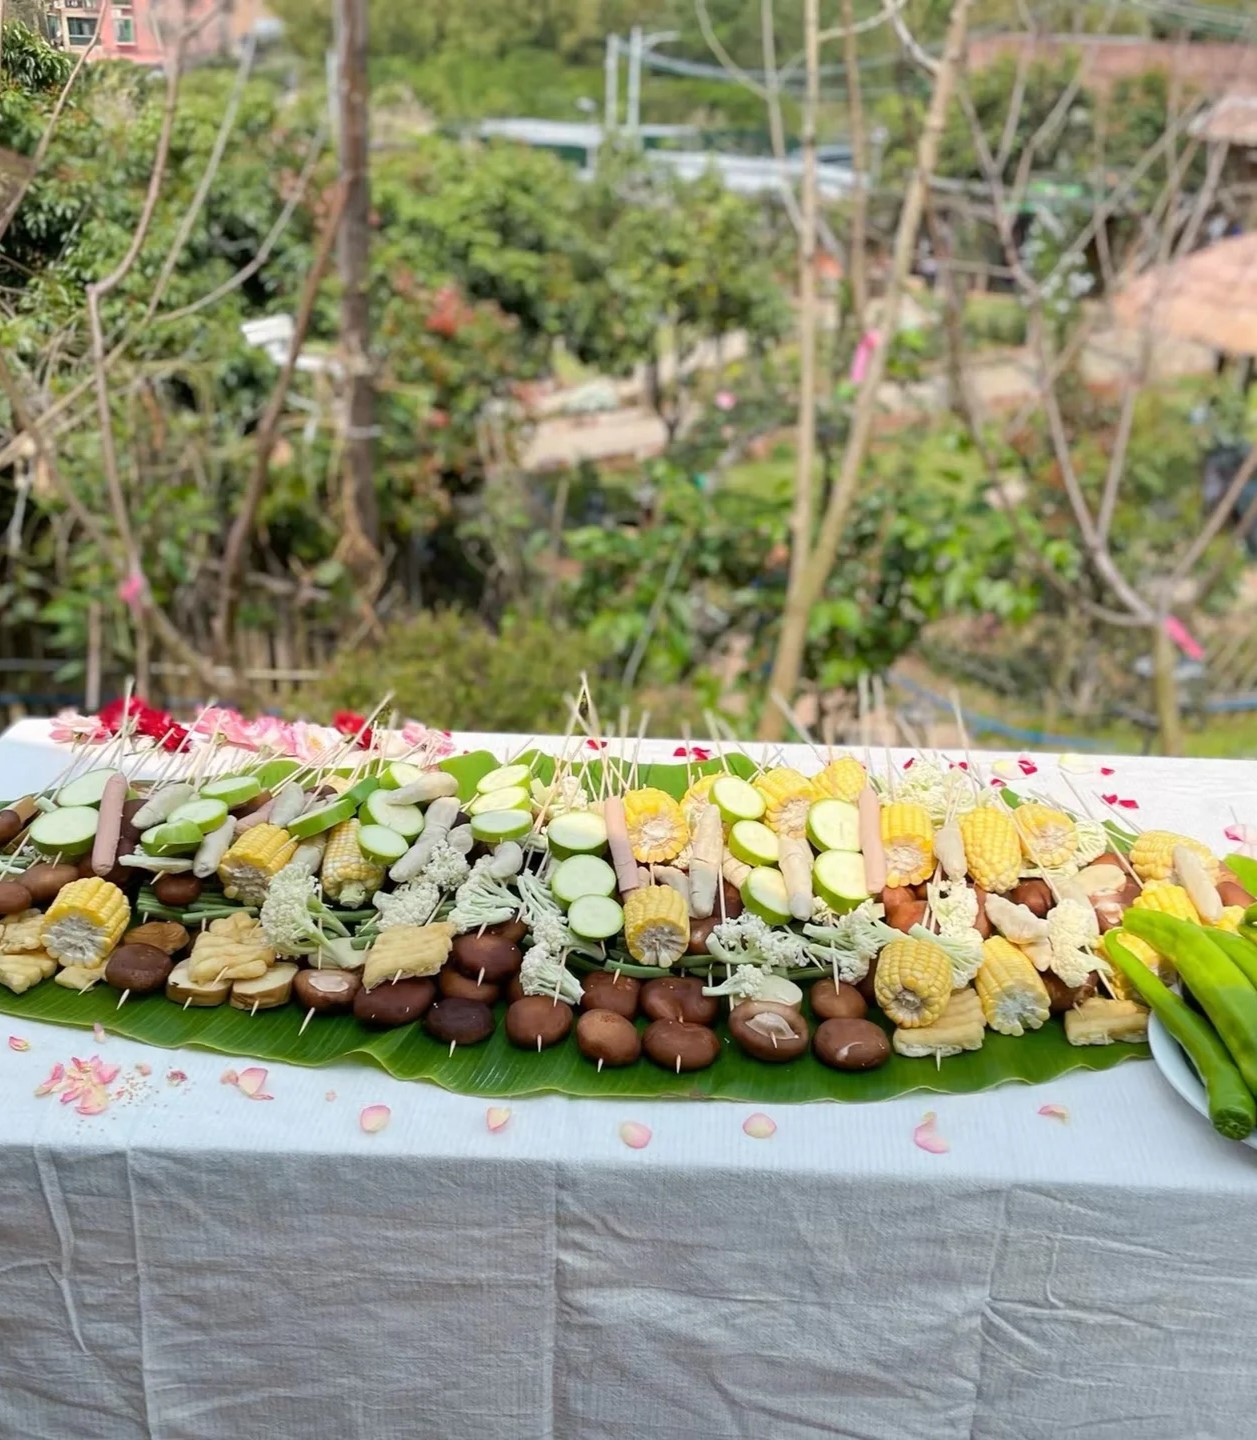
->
<box><xmin>332</xmin><ymin>710</ymin><xmax>374</xmax><ymax>749</ymax></box>
<box><xmin>93</xmin><ymin>697</ymin><xmax>191</xmax><ymax>752</ymax></box>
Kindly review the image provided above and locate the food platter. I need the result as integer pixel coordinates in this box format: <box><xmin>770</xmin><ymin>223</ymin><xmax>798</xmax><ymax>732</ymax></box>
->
<box><xmin>1147</xmin><ymin>1014</ymin><xmax>1257</xmax><ymax>1150</ymax></box>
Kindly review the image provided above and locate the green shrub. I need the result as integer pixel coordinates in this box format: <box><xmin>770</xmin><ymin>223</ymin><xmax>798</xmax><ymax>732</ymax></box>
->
<box><xmin>963</xmin><ymin>293</ymin><xmax>1028</xmax><ymax>349</ymax></box>
<box><xmin>312</xmin><ymin>608</ymin><xmax>613</xmax><ymax>733</ymax></box>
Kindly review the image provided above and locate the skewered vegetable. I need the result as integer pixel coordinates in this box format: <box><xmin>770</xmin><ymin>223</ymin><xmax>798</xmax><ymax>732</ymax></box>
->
<box><xmin>1129</xmin><ymin>831</ymin><xmax>1217</xmax><ymax>883</ymax></box>
<box><xmin>218</xmin><ymin>824</ymin><xmax>297</xmax><ymax>903</ymax></box>
<box><xmin>1063</xmin><ymin>997</ymin><xmax>1149</xmax><ymax>1046</ymax></box>
<box><xmin>857</xmin><ymin>787</ymin><xmax>887</xmax><ymax>894</ymax></box>
<box><xmin>1012</xmin><ymin>803</ymin><xmax>1076</xmax><ymax>868</ymax></box>
<box><xmin>623</xmin><ymin>884</ymin><xmax>689</xmax><ymax>967</ymax></box>
<box><xmin>90</xmin><ymin>773</ymin><xmax>128</xmax><ymax>878</ymax></box>
<box><xmin>321</xmin><ymin>819</ymin><xmax>385</xmax><ymax>906</ymax></box>
<box><xmin>933</xmin><ymin>822</ymin><xmax>967</xmax><ymax>881</ymax></box>
<box><xmin>622</xmin><ymin>788</ymin><xmax>688</xmax><ymax>863</ymax></box>
<box><xmin>362</xmin><ymin>922</ymin><xmax>455</xmax><ymax>989</ymax></box>
<box><xmin>880</xmin><ymin>802</ymin><xmax>934</xmax><ymax>887</ymax></box>
<box><xmin>1172</xmin><ymin>845</ymin><xmax>1223</xmax><ymax>923</ymax></box>
<box><xmin>976</xmin><ymin>937</ymin><xmax>1050</xmax><ymax>1036</ymax></box>
<box><xmin>959</xmin><ymin>808</ymin><xmax>1022</xmax><ymax>895</ymax></box>
<box><xmin>687</xmin><ymin>803</ymin><xmax>723</xmax><ymax>919</ymax></box>
<box><xmin>187</xmin><ymin>913</ymin><xmax>274</xmax><ymax>985</ymax></box>
<box><xmin>41</xmin><ymin>878</ymin><xmax>130</xmax><ymax>966</ymax></box>
<box><xmin>778</xmin><ymin>834</ymin><xmax>814</xmax><ymax>921</ymax></box>
<box><xmin>1131</xmin><ymin>881</ymin><xmax>1200</xmax><ymax>925</ymax></box>
<box><xmin>230</xmin><ymin>962</ymin><xmax>299</xmax><ymax>1011</ymax></box>
<box><xmin>874</xmin><ymin>937</ymin><xmax>952</xmax><ymax>1028</ymax></box>
<box><xmin>892</xmin><ymin>987</ymin><xmax>985</xmax><ymax>1058</ymax></box>
<box><xmin>754</xmin><ymin>768</ymin><xmax>814</xmax><ymax>838</ymax></box>
<box><xmin>193</xmin><ymin>817</ymin><xmax>237</xmax><ymax>880</ymax></box>
<box><xmin>811</xmin><ymin>757</ymin><xmax>867</xmax><ymax>803</ymax></box>
<box><xmin>389</xmin><ymin>796</ymin><xmax>459</xmax><ymax>883</ymax></box>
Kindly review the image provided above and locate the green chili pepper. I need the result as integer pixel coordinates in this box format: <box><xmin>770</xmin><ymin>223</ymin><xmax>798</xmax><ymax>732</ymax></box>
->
<box><xmin>1225</xmin><ymin>854</ymin><xmax>1257</xmax><ymax>897</ymax></box>
<box><xmin>1122</xmin><ymin>910</ymin><xmax>1257</xmax><ymax>1095</ymax></box>
<box><xmin>1106</xmin><ymin>931</ymin><xmax>1255</xmax><ymax>1141</ymax></box>
<box><xmin>1204</xmin><ymin>927</ymin><xmax>1257</xmax><ymax>990</ymax></box>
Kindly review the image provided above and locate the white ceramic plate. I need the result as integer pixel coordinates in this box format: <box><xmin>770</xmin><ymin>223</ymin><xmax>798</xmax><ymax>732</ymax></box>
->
<box><xmin>1147</xmin><ymin>1013</ymin><xmax>1257</xmax><ymax>1149</ymax></box>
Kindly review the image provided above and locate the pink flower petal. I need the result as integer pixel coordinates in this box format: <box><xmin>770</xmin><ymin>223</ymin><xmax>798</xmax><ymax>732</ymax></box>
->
<box><xmin>325</xmin><ymin>1090</ymin><xmax>337</xmax><ymax>1102</ymax></box>
<box><xmin>34</xmin><ymin>1062</ymin><xmax>65</xmax><ymax>1097</ymax></box>
<box><xmin>913</xmin><ymin>1111</ymin><xmax>950</xmax><ymax>1155</ymax></box>
<box><xmin>486</xmin><ymin>1106</ymin><xmax>512</xmax><ymax>1132</ymax></box>
<box><xmin>92</xmin><ymin>1060</ymin><xmax>120</xmax><ymax>1085</ymax></box>
<box><xmin>742</xmin><ymin>1112</ymin><xmax>777</xmax><ymax>1139</ymax></box>
<box><xmin>619</xmin><ymin>1121</ymin><xmax>652</xmax><ymax>1150</ymax></box>
<box><xmin>1101</xmin><ymin>793</ymin><xmax>1118</xmax><ymax>807</ymax></box>
<box><xmin>359</xmin><ymin>1104</ymin><xmax>391</xmax><ymax>1134</ymax></box>
<box><xmin>902</xmin><ymin>757</ymin><xmax>914</xmax><ymax>769</ymax></box>
<box><xmin>585</xmin><ymin>738</ymin><xmax>607</xmax><ymax>751</ymax></box>
<box><xmin>220</xmin><ymin>1068</ymin><xmax>239</xmax><ymax>1086</ymax></box>
<box><xmin>1118</xmin><ymin>798</ymin><xmax>1139</xmax><ymax>810</ymax></box>
<box><xmin>92</xmin><ymin>1023</ymin><xmax>106</xmax><ymax>1043</ymax></box>
<box><xmin>8</xmin><ymin>1035</ymin><xmax>30</xmax><ymax>1052</ymax></box>
<box><xmin>134</xmin><ymin>1062</ymin><xmax>151</xmax><ymax>1076</ymax></box>
<box><xmin>1017</xmin><ymin>758</ymin><xmax>1038</xmax><ymax>775</ymax></box>
<box><xmin>1038</xmin><ymin>1104</ymin><xmax>1070</xmax><ymax>1123</ymax></box>
<box><xmin>1099</xmin><ymin>766</ymin><xmax>1115</xmax><ymax>776</ymax></box>
<box><xmin>990</xmin><ymin>777</ymin><xmax>1007</xmax><ymax>788</ymax></box>
<box><xmin>75</xmin><ymin>1093</ymin><xmax>110</xmax><ymax>1117</ymax></box>
<box><xmin>234</xmin><ymin>1067</ymin><xmax>273</xmax><ymax>1100</ymax></box>
<box><xmin>166</xmin><ymin>1069</ymin><xmax>187</xmax><ymax>1085</ymax></box>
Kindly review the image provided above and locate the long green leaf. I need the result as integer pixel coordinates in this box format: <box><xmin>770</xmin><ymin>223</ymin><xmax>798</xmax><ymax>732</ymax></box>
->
<box><xmin>0</xmin><ymin>752</ymin><xmax>1147</xmax><ymax>1103</ymax></box>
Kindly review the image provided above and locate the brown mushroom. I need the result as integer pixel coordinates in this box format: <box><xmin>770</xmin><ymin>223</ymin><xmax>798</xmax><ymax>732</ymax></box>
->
<box><xmin>451</xmin><ymin>932</ymin><xmax>523</xmax><ymax>984</ymax></box>
<box><xmin>728</xmin><ymin>1000</ymin><xmax>809</xmax><ymax>1063</ymax></box>
<box><xmin>1042</xmin><ymin>969</ymin><xmax>1098</xmax><ymax>1014</ymax></box>
<box><xmin>354</xmin><ymin>977</ymin><xmax>435</xmax><ymax>1028</ymax></box>
<box><xmin>580</xmin><ymin>970</ymin><xmax>640</xmax><ymax>1019</ymax></box>
<box><xmin>813</xmin><ymin>1017</ymin><xmax>890</xmax><ymax>1071</ymax></box>
<box><xmin>439</xmin><ymin>967</ymin><xmax>501</xmax><ymax>1004</ymax></box>
<box><xmin>641</xmin><ymin>976</ymin><xmax>718</xmax><ymax>1026</ymax></box>
<box><xmin>295</xmin><ymin>967</ymin><xmax>361</xmax><ymax>1013</ymax></box>
<box><xmin>104</xmin><ymin>943</ymin><xmax>173</xmax><ymax>996</ymax></box>
<box><xmin>123</xmin><ymin>920</ymin><xmax>190</xmax><ymax>955</ymax></box>
<box><xmin>642</xmin><ymin>1019</ymin><xmax>721</xmax><ymax>1072</ymax></box>
<box><xmin>423</xmin><ymin>997</ymin><xmax>495</xmax><ymax>1046</ymax></box>
<box><xmin>1008</xmin><ymin>879</ymin><xmax>1053</xmax><ymax>918</ymax></box>
<box><xmin>153</xmin><ymin>873</ymin><xmax>203</xmax><ymax>908</ymax></box>
<box><xmin>505</xmin><ymin>996</ymin><xmax>573</xmax><ymax>1050</ymax></box>
<box><xmin>810</xmin><ymin>977</ymin><xmax>867</xmax><ymax>1021</ymax></box>
<box><xmin>575</xmin><ymin>1009</ymin><xmax>641</xmax><ymax>1067</ymax></box>
<box><xmin>0</xmin><ymin>880</ymin><xmax>33</xmax><ymax>916</ymax></box>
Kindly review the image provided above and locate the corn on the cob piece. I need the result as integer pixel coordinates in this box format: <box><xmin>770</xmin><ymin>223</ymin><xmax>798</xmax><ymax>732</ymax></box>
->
<box><xmin>1213</xmin><ymin>906</ymin><xmax>1247</xmax><ymax>934</ymax></box>
<box><xmin>959</xmin><ymin>808</ymin><xmax>1022</xmax><ymax>894</ymax></box>
<box><xmin>892</xmin><ymin>986</ymin><xmax>985</xmax><ymax>1058</ymax></box>
<box><xmin>1</xmin><ymin>908</ymin><xmax>47</xmax><ymax>955</ymax></box>
<box><xmin>41</xmin><ymin>878</ymin><xmax>130</xmax><ymax>967</ymax></box>
<box><xmin>880</xmin><ymin>802</ymin><xmax>935</xmax><ymax>887</ymax></box>
<box><xmin>811</xmin><ymin>757</ymin><xmax>867</xmax><ymax>804</ymax></box>
<box><xmin>188</xmin><ymin>913</ymin><xmax>274</xmax><ymax>985</ymax></box>
<box><xmin>622</xmin><ymin>788</ymin><xmax>689</xmax><ymax>864</ymax></box>
<box><xmin>1064</xmin><ymin>996</ymin><xmax>1148</xmax><ymax>1046</ymax></box>
<box><xmin>1012</xmin><ymin>803</ymin><xmax>1077</xmax><ymax>868</ymax></box>
<box><xmin>976</xmin><ymin>936</ymin><xmax>1050</xmax><ymax>1036</ymax></box>
<box><xmin>0</xmin><ymin>949</ymin><xmax>56</xmax><ymax>994</ymax></box>
<box><xmin>218</xmin><ymin>823</ymin><xmax>297</xmax><ymax>903</ymax></box>
<box><xmin>754</xmin><ymin>768</ymin><xmax>815</xmax><ymax>839</ymax></box>
<box><xmin>363</xmin><ymin>922</ymin><xmax>455</xmax><ymax>990</ymax></box>
<box><xmin>874</xmin><ymin>937</ymin><xmax>952</xmax><ymax>1028</ymax></box>
<box><xmin>681</xmin><ymin>774</ymin><xmax>719</xmax><ymax>829</ymax></box>
<box><xmin>1129</xmin><ymin>830</ymin><xmax>1217</xmax><ymax>884</ymax></box>
<box><xmin>1105</xmin><ymin>931</ymin><xmax>1171</xmax><ymax>998</ymax></box>
<box><xmin>1131</xmin><ymin>880</ymin><xmax>1200</xmax><ymax>925</ymax></box>
<box><xmin>623</xmin><ymin>884</ymin><xmax>689</xmax><ymax>968</ymax></box>
<box><xmin>321</xmin><ymin>818</ymin><xmax>386</xmax><ymax>906</ymax></box>
<box><xmin>54</xmin><ymin>962</ymin><xmax>108</xmax><ymax>992</ymax></box>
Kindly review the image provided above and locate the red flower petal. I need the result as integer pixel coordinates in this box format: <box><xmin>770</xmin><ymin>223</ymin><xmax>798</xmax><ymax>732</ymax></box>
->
<box><xmin>585</xmin><ymin>738</ymin><xmax>607</xmax><ymax>751</ymax></box>
<box><xmin>903</xmin><ymin>757</ymin><xmax>914</xmax><ymax>769</ymax></box>
<box><xmin>989</xmin><ymin>777</ymin><xmax>1006</xmax><ymax>788</ymax></box>
<box><xmin>1101</xmin><ymin>793</ymin><xmax>1118</xmax><ymax>806</ymax></box>
<box><xmin>1017</xmin><ymin>758</ymin><xmax>1038</xmax><ymax>775</ymax></box>
<box><xmin>1118</xmin><ymin>798</ymin><xmax>1139</xmax><ymax>810</ymax></box>
<box><xmin>1100</xmin><ymin>766</ymin><xmax>1115</xmax><ymax>776</ymax></box>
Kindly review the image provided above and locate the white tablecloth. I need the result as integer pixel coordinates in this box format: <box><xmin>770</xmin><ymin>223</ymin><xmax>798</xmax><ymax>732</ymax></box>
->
<box><xmin>3</xmin><ymin>720</ymin><xmax>1257</xmax><ymax>1440</ymax></box>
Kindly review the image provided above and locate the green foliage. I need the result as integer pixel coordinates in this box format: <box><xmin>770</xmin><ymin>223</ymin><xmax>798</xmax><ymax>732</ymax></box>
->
<box><xmin>1</xmin><ymin>21</ymin><xmax>72</xmax><ymax>92</ymax></box>
<box><xmin>313</xmin><ymin>609</ymin><xmax>610</xmax><ymax>732</ymax></box>
<box><xmin>963</xmin><ymin>293</ymin><xmax>1028</xmax><ymax>349</ymax></box>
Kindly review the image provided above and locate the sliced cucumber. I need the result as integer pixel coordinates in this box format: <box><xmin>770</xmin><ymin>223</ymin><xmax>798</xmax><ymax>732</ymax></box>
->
<box><xmin>475</xmin><ymin>763</ymin><xmax>533</xmax><ymax>795</ymax></box>
<box><xmin>357</xmin><ymin>824</ymin><xmax>409</xmax><ymax>864</ymax></box>
<box><xmin>711</xmin><ymin>775</ymin><xmax>766</xmax><ymax>824</ymax></box>
<box><xmin>551</xmin><ymin>854</ymin><xmax>618</xmax><ymax>908</ymax></box>
<box><xmin>470</xmin><ymin>810</ymin><xmax>533</xmax><ymax>844</ymax></box>
<box><xmin>546</xmin><ymin>810</ymin><xmax>608</xmax><ymax>860</ymax></box>
<box><xmin>29</xmin><ymin>805</ymin><xmax>99</xmax><ymax>858</ymax></box>
<box><xmin>168</xmin><ymin>798</ymin><xmax>230</xmax><ymax>835</ymax></box>
<box><xmin>141</xmin><ymin>819</ymin><xmax>205</xmax><ymax>855</ymax></box>
<box><xmin>467</xmin><ymin>785</ymin><xmax>530</xmax><ymax>816</ymax></box>
<box><xmin>255</xmin><ymin>758</ymin><xmax>301</xmax><ymax>790</ymax></box>
<box><xmin>200</xmin><ymin>774</ymin><xmax>263</xmax><ymax>808</ymax></box>
<box><xmin>807</xmin><ymin>798</ymin><xmax>861</xmax><ymax>853</ymax></box>
<box><xmin>362</xmin><ymin>789</ymin><xmax>425</xmax><ymax>839</ymax></box>
<box><xmin>741</xmin><ymin>866</ymin><xmax>791</xmax><ymax>925</ymax></box>
<box><xmin>378</xmin><ymin>761</ymin><xmax>422</xmax><ymax>792</ymax></box>
<box><xmin>728</xmin><ymin>819</ymin><xmax>779</xmax><ymax>867</ymax></box>
<box><xmin>345</xmin><ymin>775</ymin><xmax>382</xmax><ymax>805</ymax></box>
<box><xmin>813</xmin><ymin>850</ymin><xmax>869</xmax><ymax>913</ymax></box>
<box><xmin>567</xmin><ymin>894</ymin><xmax>625</xmax><ymax>942</ymax></box>
<box><xmin>57</xmin><ymin>768</ymin><xmax>124</xmax><ymax>809</ymax></box>
<box><xmin>288</xmin><ymin>794</ymin><xmax>358</xmax><ymax>840</ymax></box>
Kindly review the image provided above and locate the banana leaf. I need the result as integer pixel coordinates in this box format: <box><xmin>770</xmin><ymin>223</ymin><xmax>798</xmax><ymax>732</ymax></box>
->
<box><xmin>0</xmin><ymin>752</ymin><xmax>1147</xmax><ymax>1103</ymax></box>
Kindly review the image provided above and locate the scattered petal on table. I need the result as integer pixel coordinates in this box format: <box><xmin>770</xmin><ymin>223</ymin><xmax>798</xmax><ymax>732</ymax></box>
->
<box><xmin>1038</xmin><ymin>1104</ymin><xmax>1070</xmax><ymax>1123</ymax></box>
<box><xmin>220</xmin><ymin>1068</ymin><xmax>238</xmax><ymax>1086</ymax></box>
<box><xmin>619</xmin><ymin>1121</ymin><xmax>652</xmax><ymax>1150</ymax></box>
<box><xmin>134</xmin><ymin>1062</ymin><xmax>152</xmax><ymax>1077</ymax></box>
<box><xmin>1099</xmin><ymin>766</ymin><xmax>1115</xmax><ymax>776</ymax></box>
<box><xmin>359</xmin><ymin>1104</ymin><xmax>391</xmax><ymax>1134</ymax></box>
<box><xmin>742</xmin><ymin>1112</ymin><xmax>776</xmax><ymax>1140</ymax></box>
<box><xmin>34</xmin><ymin>1062</ymin><xmax>64</xmax><ymax>1097</ymax></box>
<box><xmin>325</xmin><ymin>1090</ymin><xmax>337</xmax><ymax>1102</ymax></box>
<box><xmin>1224</xmin><ymin>824</ymin><xmax>1257</xmax><ymax>858</ymax></box>
<box><xmin>991</xmin><ymin>759</ymin><xmax>1020</xmax><ymax>779</ymax></box>
<box><xmin>913</xmin><ymin>1111</ymin><xmax>949</xmax><ymax>1155</ymax></box>
<box><xmin>989</xmin><ymin>777</ymin><xmax>1007</xmax><ymax>789</ymax></box>
<box><xmin>903</xmin><ymin>757</ymin><xmax>914</xmax><ymax>770</ymax></box>
<box><xmin>585</xmin><ymin>738</ymin><xmax>607</xmax><ymax>751</ymax></box>
<box><xmin>166</xmin><ymin>1069</ymin><xmax>187</xmax><ymax>1085</ymax></box>
<box><xmin>92</xmin><ymin>1022</ymin><xmax>106</xmax><ymax>1044</ymax></box>
<box><xmin>234</xmin><ymin>1067</ymin><xmax>273</xmax><ymax>1101</ymax></box>
<box><xmin>8</xmin><ymin>1035</ymin><xmax>29</xmax><ymax>1052</ymax></box>
<box><xmin>76</xmin><ymin>1093</ymin><xmax>109</xmax><ymax>1117</ymax></box>
<box><xmin>1017</xmin><ymin>758</ymin><xmax>1038</xmax><ymax>775</ymax></box>
<box><xmin>486</xmin><ymin>1106</ymin><xmax>511</xmax><ymax>1132</ymax></box>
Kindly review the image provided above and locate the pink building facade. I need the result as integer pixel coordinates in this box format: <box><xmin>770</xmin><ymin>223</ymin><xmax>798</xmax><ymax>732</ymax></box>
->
<box><xmin>46</xmin><ymin>0</ymin><xmax>263</xmax><ymax>65</ymax></box>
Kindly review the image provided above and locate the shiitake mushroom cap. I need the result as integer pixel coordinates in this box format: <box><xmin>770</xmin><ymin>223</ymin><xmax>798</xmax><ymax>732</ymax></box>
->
<box><xmin>0</xmin><ymin>880</ymin><xmax>33</xmax><ymax>916</ymax></box>
<box><xmin>294</xmin><ymin>967</ymin><xmax>361</xmax><ymax>1013</ymax></box>
<box><xmin>451</xmin><ymin>932</ymin><xmax>523</xmax><ymax>984</ymax></box>
<box><xmin>643</xmin><ymin>1019</ymin><xmax>721</xmax><ymax>1072</ymax></box>
<box><xmin>810</xmin><ymin>977</ymin><xmax>867</xmax><ymax>1022</ymax></box>
<box><xmin>104</xmin><ymin>942</ymin><xmax>173</xmax><ymax>995</ymax></box>
<box><xmin>728</xmin><ymin>1000</ymin><xmax>809</xmax><ymax>1062</ymax></box>
<box><xmin>575</xmin><ymin>1009</ymin><xmax>641</xmax><ymax>1067</ymax></box>
<box><xmin>505</xmin><ymin>996</ymin><xmax>573</xmax><ymax>1049</ymax></box>
<box><xmin>641</xmin><ymin>976</ymin><xmax>718</xmax><ymax>1026</ymax></box>
<box><xmin>439</xmin><ymin>967</ymin><xmax>501</xmax><ymax>1004</ymax></box>
<box><xmin>20</xmin><ymin>862</ymin><xmax>79</xmax><ymax>906</ymax></box>
<box><xmin>353</xmin><ymin>977</ymin><xmax>435</xmax><ymax>1028</ymax></box>
<box><xmin>424</xmin><ymin>997</ymin><xmax>495</xmax><ymax>1046</ymax></box>
<box><xmin>813</xmin><ymin>1017</ymin><xmax>890</xmax><ymax>1071</ymax></box>
<box><xmin>580</xmin><ymin>970</ymin><xmax>640</xmax><ymax>1019</ymax></box>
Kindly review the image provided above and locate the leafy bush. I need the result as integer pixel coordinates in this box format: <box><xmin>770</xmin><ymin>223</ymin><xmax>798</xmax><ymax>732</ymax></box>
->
<box><xmin>313</xmin><ymin>609</ymin><xmax>613</xmax><ymax>733</ymax></box>
<box><xmin>963</xmin><ymin>293</ymin><xmax>1028</xmax><ymax>349</ymax></box>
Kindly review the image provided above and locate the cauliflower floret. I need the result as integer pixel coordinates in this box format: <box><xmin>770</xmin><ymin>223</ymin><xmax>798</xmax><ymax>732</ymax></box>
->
<box><xmin>449</xmin><ymin>857</ymin><xmax>520</xmax><ymax>934</ymax></box>
<box><xmin>706</xmin><ymin>912</ymin><xmax>809</xmax><ymax>971</ymax></box>
<box><xmin>373</xmin><ymin>878</ymin><xmax>440</xmax><ymax>931</ymax></box>
<box><xmin>800</xmin><ymin>900</ymin><xmax>895</xmax><ymax>984</ymax></box>
<box><xmin>891</xmin><ymin>762</ymin><xmax>976</xmax><ymax>825</ymax></box>
<box><xmin>909</xmin><ymin>923</ymin><xmax>983</xmax><ymax>987</ymax></box>
<box><xmin>927</xmin><ymin>877</ymin><xmax>979</xmax><ymax>937</ymax></box>
<box><xmin>1046</xmin><ymin>896</ymin><xmax>1100</xmax><ymax>987</ymax></box>
<box><xmin>260</xmin><ymin>864</ymin><xmax>349</xmax><ymax>957</ymax></box>
<box><xmin>1073</xmin><ymin>819</ymin><xmax>1110</xmax><ymax>866</ymax></box>
<box><xmin>519</xmin><ymin>945</ymin><xmax>582</xmax><ymax>1005</ymax></box>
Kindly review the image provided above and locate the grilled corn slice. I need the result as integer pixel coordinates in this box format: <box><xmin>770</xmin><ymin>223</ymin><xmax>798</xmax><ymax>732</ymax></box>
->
<box><xmin>188</xmin><ymin>912</ymin><xmax>274</xmax><ymax>985</ymax></box>
<box><xmin>1064</xmin><ymin>996</ymin><xmax>1149</xmax><ymax>1046</ymax></box>
<box><xmin>1131</xmin><ymin>880</ymin><xmax>1200</xmax><ymax>925</ymax></box>
<box><xmin>1</xmin><ymin>908</ymin><xmax>47</xmax><ymax>955</ymax></box>
<box><xmin>681</xmin><ymin>774</ymin><xmax>719</xmax><ymax>829</ymax></box>
<box><xmin>1013</xmin><ymin>803</ymin><xmax>1077</xmax><ymax>868</ymax></box>
<box><xmin>811</xmin><ymin>757</ymin><xmax>867</xmax><ymax>804</ymax></box>
<box><xmin>622</xmin><ymin>788</ymin><xmax>689</xmax><ymax>864</ymax></box>
<box><xmin>754</xmin><ymin>768</ymin><xmax>815</xmax><ymax>839</ymax></box>
<box><xmin>874</xmin><ymin>937</ymin><xmax>952</xmax><ymax>1028</ymax></box>
<box><xmin>362</xmin><ymin>921</ymin><xmax>454</xmax><ymax>990</ymax></box>
<box><xmin>892</xmin><ymin>986</ymin><xmax>985</xmax><ymax>1058</ymax></box>
<box><xmin>623</xmin><ymin>884</ymin><xmax>689</xmax><ymax>968</ymax></box>
<box><xmin>959</xmin><ymin>808</ymin><xmax>1022</xmax><ymax>894</ymax></box>
<box><xmin>321</xmin><ymin>818</ymin><xmax>386</xmax><ymax>906</ymax></box>
<box><xmin>0</xmin><ymin>949</ymin><xmax>56</xmax><ymax>994</ymax></box>
<box><xmin>880</xmin><ymin>802</ymin><xmax>935</xmax><ymax>887</ymax></box>
<box><xmin>976</xmin><ymin>936</ymin><xmax>1050</xmax><ymax>1036</ymax></box>
<box><xmin>41</xmin><ymin>878</ymin><xmax>130</xmax><ymax>967</ymax></box>
<box><xmin>1129</xmin><ymin>830</ymin><xmax>1217</xmax><ymax>884</ymax></box>
<box><xmin>218</xmin><ymin>823</ymin><xmax>297</xmax><ymax>903</ymax></box>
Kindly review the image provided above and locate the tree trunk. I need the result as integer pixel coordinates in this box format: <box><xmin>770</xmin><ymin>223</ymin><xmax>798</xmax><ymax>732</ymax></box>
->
<box><xmin>1152</xmin><ymin>622</ymin><xmax>1184</xmax><ymax>757</ymax></box>
<box><xmin>840</xmin><ymin>0</ymin><xmax>868</xmax><ymax>328</ymax></box>
<box><xmin>757</xmin><ymin>0</ymin><xmax>972</xmax><ymax>740</ymax></box>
